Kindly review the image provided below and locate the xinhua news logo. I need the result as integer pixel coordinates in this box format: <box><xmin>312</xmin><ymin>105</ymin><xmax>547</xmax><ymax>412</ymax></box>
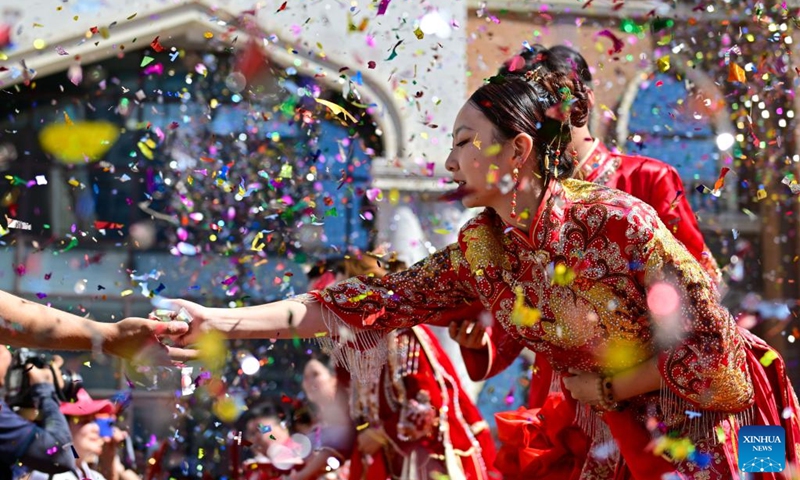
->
<box><xmin>738</xmin><ymin>425</ymin><xmax>786</xmax><ymax>473</ymax></box>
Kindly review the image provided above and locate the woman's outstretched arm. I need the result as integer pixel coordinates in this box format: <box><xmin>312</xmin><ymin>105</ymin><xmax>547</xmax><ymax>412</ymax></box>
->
<box><xmin>159</xmin><ymin>297</ymin><xmax>327</xmax><ymax>344</ymax></box>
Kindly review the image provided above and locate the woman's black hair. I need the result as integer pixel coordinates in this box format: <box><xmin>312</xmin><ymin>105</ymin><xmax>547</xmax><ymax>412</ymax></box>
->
<box><xmin>468</xmin><ymin>71</ymin><xmax>589</xmax><ymax>181</ymax></box>
<box><xmin>498</xmin><ymin>44</ymin><xmax>592</xmax><ymax>85</ymax></box>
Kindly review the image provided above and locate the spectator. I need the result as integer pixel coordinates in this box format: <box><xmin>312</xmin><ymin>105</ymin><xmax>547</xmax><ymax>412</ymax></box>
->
<box><xmin>239</xmin><ymin>403</ymin><xmax>303</xmax><ymax>480</ymax></box>
<box><xmin>27</xmin><ymin>389</ymin><xmax>116</xmax><ymax>480</ymax></box>
<box><xmin>0</xmin><ymin>346</ymin><xmax>74</xmax><ymax>480</ymax></box>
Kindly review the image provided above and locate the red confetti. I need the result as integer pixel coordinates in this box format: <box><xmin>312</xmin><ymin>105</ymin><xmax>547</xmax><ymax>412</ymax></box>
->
<box><xmin>367</xmin><ymin>61</ymin><xmax>376</xmax><ymax>69</ymax></box>
<box><xmin>595</xmin><ymin>30</ymin><xmax>625</xmax><ymax>54</ymax></box>
<box><xmin>150</xmin><ymin>36</ymin><xmax>165</xmax><ymax>52</ymax></box>
<box><xmin>276</xmin><ymin>1</ymin><xmax>287</xmax><ymax>12</ymax></box>
<box><xmin>94</xmin><ymin>221</ymin><xmax>125</xmax><ymax>229</ymax></box>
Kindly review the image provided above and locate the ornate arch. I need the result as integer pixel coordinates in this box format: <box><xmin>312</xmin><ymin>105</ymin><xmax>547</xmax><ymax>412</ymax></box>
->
<box><xmin>615</xmin><ymin>53</ymin><xmax>738</xmax><ymax>211</ymax></box>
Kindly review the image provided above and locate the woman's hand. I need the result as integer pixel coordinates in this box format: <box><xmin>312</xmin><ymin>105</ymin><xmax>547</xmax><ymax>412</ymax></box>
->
<box><xmin>149</xmin><ymin>298</ymin><xmax>211</xmax><ymax>348</ymax></box>
<box><xmin>357</xmin><ymin>427</ymin><xmax>388</xmax><ymax>455</ymax></box>
<box><xmin>448</xmin><ymin>320</ymin><xmax>488</xmax><ymax>350</ymax></box>
<box><xmin>561</xmin><ymin>369</ymin><xmax>603</xmax><ymax>406</ymax></box>
<box><xmin>104</xmin><ymin>318</ymin><xmax>194</xmax><ymax>364</ymax></box>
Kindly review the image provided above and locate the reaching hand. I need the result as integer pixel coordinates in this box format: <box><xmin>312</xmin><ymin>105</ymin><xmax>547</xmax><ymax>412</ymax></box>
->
<box><xmin>448</xmin><ymin>320</ymin><xmax>489</xmax><ymax>350</ymax></box>
<box><xmin>561</xmin><ymin>370</ymin><xmax>603</xmax><ymax>406</ymax></box>
<box><xmin>149</xmin><ymin>298</ymin><xmax>211</xmax><ymax>349</ymax></box>
<box><xmin>356</xmin><ymin>427</ymin><xmax>388</xmax><ymax>455</ymax></box>
<box><xmin>104</xmin><ymin>317</ymin><xmax>196</xmax><ymax>364</ymax></box>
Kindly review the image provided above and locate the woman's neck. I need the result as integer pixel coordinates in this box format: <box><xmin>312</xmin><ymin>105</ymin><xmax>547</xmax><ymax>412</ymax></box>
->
<box><xmin>571</xmin><ymin>126</ymin><xmax>597</xmax><ymax>177</ymax></box>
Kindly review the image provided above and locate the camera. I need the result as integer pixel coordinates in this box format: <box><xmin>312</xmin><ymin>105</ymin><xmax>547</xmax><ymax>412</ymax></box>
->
<box><xmin>4</xmin><ymin>348</ymin><xmax>83</xmax><ymax>409</ymax></box>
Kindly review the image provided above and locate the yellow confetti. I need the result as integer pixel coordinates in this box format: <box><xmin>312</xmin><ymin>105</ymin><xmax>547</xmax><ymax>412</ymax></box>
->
<box><xmin>599</xmin><ymin>104</ymin><xmax>617</xmax><ymax>121</ymax></box>
<box><xmin>314</xmin><ymin>98</ymin><xmax>357</xmax><ymax>123</ymax></box>
<box><xmin>212</xmin><ymin>397</ymin><xmax>240</xmax><ymax>422</ymax></box>
<box><xmin>120</xmin><ymin>289</ymin><xmax>133</xmax><ymax>296</ymax></box>
<box><xmin>551</xmin><ymin>263</ymin><xmax>575</xmax><ymax>286</ymax></box>
<box><xmin>356</xmin><ymin>422</ymin><xmax>371</xmax><ymax>431</ymax></box>
<box><xmin>472</xmin><ymin>133</ymin><xmax>481</xmax><ymax>150</ymax></box>
<box><xmin>250</xmin><ymin>231</ymin><xmax>266</xmax><ymax>251</ymax></box>
<box><xmin>715</xmin><ymin>426</ymin><xmax>727</xmax><ymax>443</ymax></box>
<box><xmin>485</xmin><ymin>144</ymin><xmax>502</xmax><ymax>156</ymax></box>
<box><xmin>68</xmin><ymin>178</ymin><xmax>80</xmax><ymax>187</ymax></box>
<box><xmin>33</xmin><ymin>23</ymin><xmax>44</xmax><ymax>28</ymax></box>
<box><xmin>656</xmin><ymin>55</ymin><xmax>670</xmax><ymax>72</ymax></box>
<box><xmin>33</xmin><ymin>39</ymin><xmax>46</xmax><ymax>50</ymax></box>
<box><xmin>433</xmin><ymin>228</ymin><xmax>451</xmax><ymax>235</ymax></box>
<box><xmin>83</xmin><ymin>361</ymin><xmax>91</xmax><ymax>368</ymax></box>
<box><xmin>511</xmin><ymin>287</ymin><xmax>540</xmax><ymax>327</ymax></box>
<box><xmin>138</xmin><ymin>142</ymin><xmax>153</xmax><ymax>160</ymax></box>
<box><xmin>203</xmin><ymin>31</ymin><xmax>214</xmax><ymax>39</ymax></box>
<box><xmin>413</xmin><ymin>27</ymin><xmax>424</xmax><ymax>39</ymax></box>
<box><xmin>64</xmin><ymin>112</ymin><xmax>73</xmax><ymax>126</ymax></box>
<box><xmin>759</xmin><ymin>350</ymin><xmax>779</xmax><ymax>367</ymax></box>
<box><xmin>197</xmin><ymin>330</ymin><xmax>227</xmax><ymax>372</ymax></box>
<box><xmin>389</xmin><ymin>189</ymin><xmax>400</xmax><ymax>205</ymax></box>
<box><xmin>756</xmin><ymin>188</ymin><xmax>767</xmax><ymax>201</ymax></box>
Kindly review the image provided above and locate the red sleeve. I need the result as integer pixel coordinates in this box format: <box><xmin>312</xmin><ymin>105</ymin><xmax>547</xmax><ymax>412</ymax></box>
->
<box><xmin>460</xmin><ymin>325</ymin><xmax>524</xmax><ymax>381</ymax></box>
<box><xmin>640</xmin><ymin>164</ymin><xmax>721</xmax><ymax>283</ymax></box>
<box><xmin>310</xmin><ymin>243</ymin><xmax>481</xmax><ymax>332</ymax></box>
<box><xmin>620</xmin><ymin>201</ymin><xmax>753</xmax><ymax>412</ymax></box>
<box><xmin>308</xmin><ymin>244</ymin><xmax>482</xmax><ymax>381</ymax></box>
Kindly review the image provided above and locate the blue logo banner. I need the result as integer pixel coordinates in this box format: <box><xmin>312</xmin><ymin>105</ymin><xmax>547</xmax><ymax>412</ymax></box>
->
<box><xmin>738</xmin><ymin>425</ymin><xmax>786</xmax><ymax>473</ymax></box>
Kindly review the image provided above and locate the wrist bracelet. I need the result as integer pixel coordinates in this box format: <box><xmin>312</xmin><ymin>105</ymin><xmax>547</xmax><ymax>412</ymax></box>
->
<box><xmin>597</xmin><ymin>376</ymin><xmax>623</xmax><ymax>411</ymax></box>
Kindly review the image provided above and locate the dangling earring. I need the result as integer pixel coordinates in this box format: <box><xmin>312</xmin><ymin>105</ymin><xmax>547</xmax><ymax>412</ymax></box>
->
<box><xmin>553</xmin><ymin>149</ymin><xmax>560</xmax><ymax>177</ymax></box>
<box><xmin>510</xmin><ymin>167</ymin><xmax>519</xmax><ymax>219</ymax></box>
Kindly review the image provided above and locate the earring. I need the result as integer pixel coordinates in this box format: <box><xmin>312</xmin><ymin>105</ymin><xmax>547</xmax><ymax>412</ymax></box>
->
<box><xmin>510</xmin><ymin>167</ymin><xmax>519</xmax><ymax>219</ymax></box>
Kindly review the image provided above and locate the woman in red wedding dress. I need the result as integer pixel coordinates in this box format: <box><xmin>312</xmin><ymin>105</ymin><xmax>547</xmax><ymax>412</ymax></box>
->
<box><xmin>157</xmin><ymin>69</ymin><xmax>800</xmax><ymax>480</ymax></box>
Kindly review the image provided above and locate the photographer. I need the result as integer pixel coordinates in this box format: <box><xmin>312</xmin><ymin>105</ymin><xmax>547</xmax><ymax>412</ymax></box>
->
<box><xmin>0</xmin><ymin>346</ymin><xmax>75</xmax><ymax>480</ymax></box>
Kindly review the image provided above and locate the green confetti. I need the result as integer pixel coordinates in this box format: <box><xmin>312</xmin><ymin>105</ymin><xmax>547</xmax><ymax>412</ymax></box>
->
<box><xmin>386</xmin><ymin>40</ymin><xmax>403</xmax><ymax>61</ymax></box>
<box><xmin>61</xmin><ymin>237</ymin><xmax>79</xmax><ymax>252</ymax></box>
<box><xmin>140</xmin><ymin>56</ymin><xmax>154</xmax><ymax>67</ymax></box>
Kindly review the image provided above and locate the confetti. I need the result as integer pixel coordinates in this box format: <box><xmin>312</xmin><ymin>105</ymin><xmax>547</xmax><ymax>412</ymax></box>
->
<box><xmin>727</xmin><ymin>62</ymin><xmax>746</xmax><ymax>82</ymax></box>
<box><xmin>150</xmin><ymin>36</ymin><xmax>165</xmax><ymax>52</ymax></box>
<box><xmin>377</xmin><ymin>0</ymin><xmax>392</xmax><ymax>15</ymax></box>
<box><xmin>510</xmin><ymin>287</ymin><xmax>540</xmax><ymax>327</ymax></box>
<box><xmin>314</xmin><ymin>98</ymin><xmax>357</xmax><ymax>123</ymax></box>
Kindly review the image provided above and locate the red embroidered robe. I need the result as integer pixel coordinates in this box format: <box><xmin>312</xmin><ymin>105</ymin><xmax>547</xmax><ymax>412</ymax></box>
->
<box><xmin>346</xmin><ymin>325</ymin><xmax>497</xmax><ymax>480</ymax></box>
<box><xmin>468</xmin><ymin>141</ymin><xmax>723</xmax><ymax>411</ymax></box>
<box><xmin>306</xmin><ymin>179</ymin><xmax>800</xmax><ymax>479</ymax></box>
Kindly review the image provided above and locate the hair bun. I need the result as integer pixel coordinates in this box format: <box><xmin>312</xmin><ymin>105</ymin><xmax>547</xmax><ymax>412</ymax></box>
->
<box><xmin>536</xmin><ymin>71</ymin><xmax>590</xmax><ymax>128</ymax></box>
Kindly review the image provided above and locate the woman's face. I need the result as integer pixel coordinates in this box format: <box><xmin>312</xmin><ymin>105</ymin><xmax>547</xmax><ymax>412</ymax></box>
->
<box><xmin>301</xmin><ymin>359</ymin><xmax>337</xmax><ymax>405</ymax></box>
<box><xmin>69</xmin><ymin>416</ymin><xmax>104</xmax><ymax>461</ymax></box>
<box><xmin>445</xmin><ymin>102</ymin><xmax>519</xmax><ymax>210</ymax></box>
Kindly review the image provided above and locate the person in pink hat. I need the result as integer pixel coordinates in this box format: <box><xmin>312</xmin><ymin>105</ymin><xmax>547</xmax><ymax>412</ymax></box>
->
<box><xmin>26</xmin><ymin>389</ymin><xmax>139</xmax><ymax>480</ymax></box>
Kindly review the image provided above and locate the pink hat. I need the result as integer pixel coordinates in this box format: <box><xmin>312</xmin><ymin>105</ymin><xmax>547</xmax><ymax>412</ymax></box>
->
<box><xmin>60</xmin><ymin>389</ymin><xmax>115</xmax><ymax>417</ymax></box>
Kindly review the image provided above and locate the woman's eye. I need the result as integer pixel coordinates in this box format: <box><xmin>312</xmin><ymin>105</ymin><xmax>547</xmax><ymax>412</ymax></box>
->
<box><xmin>455</xmin><ymin>140</ymin><xmax>468</xmax><ymax>148</ymax></box>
